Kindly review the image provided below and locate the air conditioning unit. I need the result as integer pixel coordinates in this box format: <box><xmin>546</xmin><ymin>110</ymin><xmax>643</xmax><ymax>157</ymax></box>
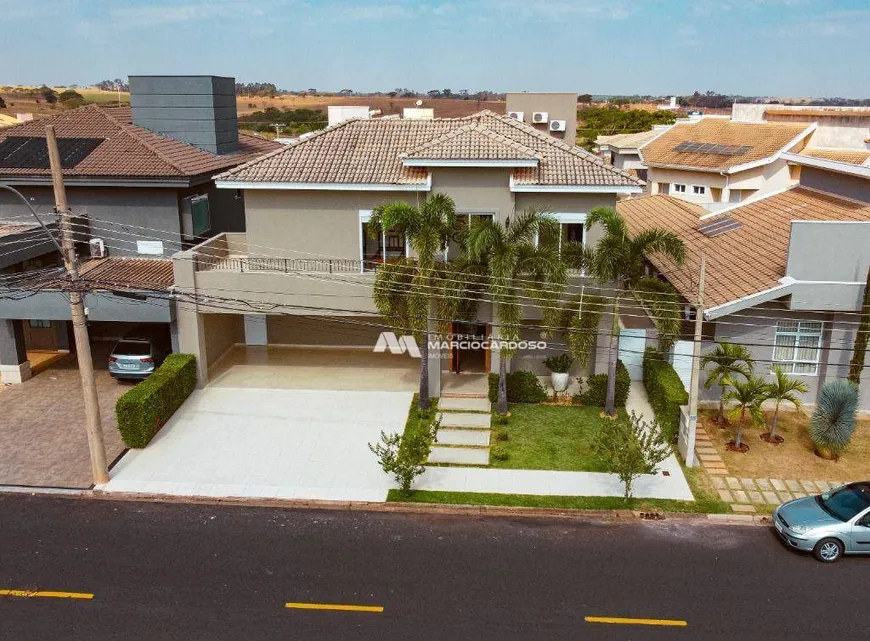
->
<box><xmin>549</xmin><ymin>119</ymin><xmax>567</xmax><ymax>132</ymax></box>
<box><xmin>508</xmin><ymin>111</ymin><xmax>524</xmax><ymax>122</ymax></box>
<box><xmin>89</xmin><ymin>238</ymin><xmax>106</xmax><ymax>258</ymax></box>
<box><xmin>532</xmin><ymin>111</ymin><xmax>549</xmax><ymax>124</ymax></box>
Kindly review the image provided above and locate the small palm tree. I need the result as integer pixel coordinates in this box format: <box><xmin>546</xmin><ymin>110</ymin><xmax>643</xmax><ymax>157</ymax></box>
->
<box><xmin>370</xmin><ymin>193</ymin><xmax>458</xmax><ymax>411</ymax></box>
<box><xmin>700</xmin><ymin>342</ymin><xmax>754</xmax><ymax>424</ymax></box>
<box><xmin>722</xmin><ymin>376</ymin><xmax>768</xmax><ymax>451</ymax></box>
<box><xmin>763</xmin><ymin>367</ymin><xmax>808</xmax><ymax>443</ymax></box>
<box><xmin>465</xmin><ymin>208</ymin><xmax>567</xmax><ymax>415</ymax></box>
<box><xmin>562</xmin><ymin>206</ymin><xmax>685</xmax><ymax>416</ymax></box>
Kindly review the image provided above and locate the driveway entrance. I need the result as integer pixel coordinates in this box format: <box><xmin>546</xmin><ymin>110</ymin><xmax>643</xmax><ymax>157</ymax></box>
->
<box><xmin>104</xmin><ymin>387</ymin><xmax>412</xmax><ymax>501</ymax></box>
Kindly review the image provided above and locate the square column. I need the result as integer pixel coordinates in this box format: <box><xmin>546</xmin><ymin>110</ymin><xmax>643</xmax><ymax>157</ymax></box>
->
<box><xmin>0</xmin><ymin>319</ymin><xmax>32</xmax><ymax>384</ymax></box>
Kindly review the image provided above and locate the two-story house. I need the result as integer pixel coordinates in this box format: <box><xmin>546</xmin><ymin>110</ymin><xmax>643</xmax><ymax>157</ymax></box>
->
<box><xmin>639</xmin><ymin>116</ymin><xmax>816</xmax><ymax>211</ymax></box>
<box><xmin>172</xmin><ymin>110</ymin><xmax>644</xmax><ymax>393</ymax></box>
<box><xmin>0</xmin><ymin>76</ymin><xmax>280</xmax><ymax>384</ymax></box>
<box><xmin>618</xmin><ymin>154</ymin><xmax>870</xmax><ymax>411</ymax></box>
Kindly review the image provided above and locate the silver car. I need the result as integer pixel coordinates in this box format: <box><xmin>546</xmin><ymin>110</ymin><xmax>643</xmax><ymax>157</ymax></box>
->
<box><xmin>773</xmin><ymin>481</ymin><xmax>870</xmax><ymax>562</ymax></box>
<box><xmin>108</xmin><ymin>327</ymin><xmax>170</xmax><ymax>381</ymax></box>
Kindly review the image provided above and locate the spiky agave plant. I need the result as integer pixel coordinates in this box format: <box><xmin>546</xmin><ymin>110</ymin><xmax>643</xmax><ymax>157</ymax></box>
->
<box><xmin>810</xmin><ymin>380</ymin><xmax>860</xmax><ymax>459</ymax></box>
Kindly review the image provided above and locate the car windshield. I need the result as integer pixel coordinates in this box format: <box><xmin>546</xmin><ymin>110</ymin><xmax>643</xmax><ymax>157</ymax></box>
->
<box><xmin>817</xmin><ymin>483</ymin><xmax>870</xmax><ymax>522</ymax></box>
<box><xmin>114</xmin><ymin>341</ymin><xmax>151</xmax><ymax>356</ymax></box>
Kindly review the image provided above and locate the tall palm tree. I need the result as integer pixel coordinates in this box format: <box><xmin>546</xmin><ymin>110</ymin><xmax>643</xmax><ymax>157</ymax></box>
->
<box><xmin>723</xmin><ymin>375</ymin><xmax>768</xmax><ymax>450</ymax></box>
<box><xmin>763</xmin><ymin>366</ymin><xmax>808</xmax><ymax>443</ymax></box>
<box><xmin>370</xmin><ymin>193</ymin><xmax>458</xmax><ymax>411</ymax></box>
<box><xmin>562</xmin><ymin>206</ymin><xmax>685</xmax><ymax>416</ymax></box>
<box><xmin>700</xmin><ymin>342</ymin><xmax>754</xmax><ymax>424</ymax></box>
<box><xmin>465</xmin><ymin>208</ymin><xmax>567</xmax><ymax>415</ymax></box>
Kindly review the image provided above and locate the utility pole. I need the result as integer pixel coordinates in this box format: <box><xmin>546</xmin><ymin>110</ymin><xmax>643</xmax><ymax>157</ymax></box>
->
<box><xmin>46</xmin><ymin>125</ymin><xmax>109</xmax><ymax>485</ymax></box>
<box><xmin>685</xmin><ymin>253</ymin><xmax>706</xmax><ymax>468</ymax></box>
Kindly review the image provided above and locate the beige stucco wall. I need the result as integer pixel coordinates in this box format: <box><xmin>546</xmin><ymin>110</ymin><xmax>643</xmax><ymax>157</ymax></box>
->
<box><xmin>202</xmin><ymin>313</ymin><xmax>244</xmax><ymax>368</ymax></box>
<box><xmin>430</xmin><ymin>167</ymin><xmax>515</xmax><ymax>222</ymax></box>
<box><xmin>505</xmin><ymin>92</ymin><xmax>578</xmax><ymax>145</ymax></box>
<box><xmin>266</xmin><ymin>314</ymin><xmax>385</xmax><ymax>347</ymax></box>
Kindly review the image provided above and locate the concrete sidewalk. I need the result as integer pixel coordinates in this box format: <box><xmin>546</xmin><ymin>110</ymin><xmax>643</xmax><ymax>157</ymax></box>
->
<box><xmin>416</xmin><ymin>381</ymin><xmax>694</xmax><ymax>501</ymax></box>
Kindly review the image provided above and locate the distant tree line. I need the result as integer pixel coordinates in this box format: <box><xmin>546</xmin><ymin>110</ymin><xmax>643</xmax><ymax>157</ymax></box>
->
<box><xmin>238</xmin><ymin>107</ymin><xmax>327</xmax><ymax>136</ymax></box>
<box><xmin>235</xmin><ymin>82</ymin><xmax>279</xmax><ymax>97</ymax></box>
<box><xmin>95</xmin><ymin>79</ymin><xmax>129</xmax><ymax>92</ymax></box>
<box><xmin>576</xmin><ymin>106</ymin><xmax>678</xmax><ymax>150</ymax></box>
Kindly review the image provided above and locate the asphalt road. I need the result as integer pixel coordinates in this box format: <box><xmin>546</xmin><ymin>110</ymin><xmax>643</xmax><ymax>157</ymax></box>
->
<box><xmin>0</xmin><ymin>495</ymin><xmax>865</xmax><ymax>640</ymax></box>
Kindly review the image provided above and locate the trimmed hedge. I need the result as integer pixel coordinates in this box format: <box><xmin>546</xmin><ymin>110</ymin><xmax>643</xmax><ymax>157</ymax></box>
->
<box><xmin>642</xmin><ymin>347</ymin><xmax>689</xmax><ymax>443</ymax></box>
<box><xmin>577</xmin><ymin>360</ymin><xmax>630</xmax><ymax>408</ymax></box>
<box><xmin>488</xmin><ymin>370</ymin><xmax>548</xmax><ymax>404</ymax></box>
<box><xmin>115</xmin><ymin>353</ymin><xmax>198</xmax><ymax>448</ymax></box>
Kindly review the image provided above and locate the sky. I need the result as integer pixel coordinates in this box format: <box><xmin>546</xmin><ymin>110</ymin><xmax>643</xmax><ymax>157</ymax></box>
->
<box><xmin>2</xmin><ymin>0</ymin><xmax>869</xmax><ymax>98</ymax></box>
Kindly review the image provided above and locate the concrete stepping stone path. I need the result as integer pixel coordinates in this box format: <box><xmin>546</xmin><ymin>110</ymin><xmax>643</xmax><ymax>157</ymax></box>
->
<box><xmin>428</xmin><ymin>396</ymin><xmax>493</xmax><ymax>466</ymax></box>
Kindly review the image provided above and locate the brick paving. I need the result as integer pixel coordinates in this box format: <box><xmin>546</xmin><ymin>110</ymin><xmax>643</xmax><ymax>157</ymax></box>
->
<box><xmin>0</xmin><ymin>348</ymin><xmax>126</xmax><ymax>488</ymax></box>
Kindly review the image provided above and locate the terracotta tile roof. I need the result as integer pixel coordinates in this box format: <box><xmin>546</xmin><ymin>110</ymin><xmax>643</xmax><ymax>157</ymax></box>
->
<box><xmin>24</xmin><ymin>257</ymin><xmax>174</xmax><ymax>292</ymax></box>
<box><xmin>799</xmin><ymin>148</ymin><xmax>870</xmax><ymax>166</ymax></box>
<box><xmin>640</xmin><ymin>117</ymin><xmax>812</xmax><ymax>172</ymax></box>
<box><xmin>596</xmin><ymin>128</ymin><xmax>667</xmax><ymax>150</ymax></box>
<box><xmin>0</xmin><ymin>222</ymin><xmax>40</xmax><ymax>238</ymax></box>
<box><xmin>401</xmin><ymin>123</ymin><xmax>542</xmax><ymax>162</ymax></box>
<box><xmin>0</xmin><ymin>105</ymin><xmax>281</xmax><ymax>180</ymax></box>
<box><xmin>218</xmin><ymin>110</ymin><xmax>640</xmax><ymax>188</ymax></box>
<box><xmin>618</xmin><ymin>188</ymin><xmax>870</xmax><ymax>310</ymax></box>
<box><xmin>765</xmin><ymin>108</ymin><xmax>870</xmax><ymax>118</ymax></box>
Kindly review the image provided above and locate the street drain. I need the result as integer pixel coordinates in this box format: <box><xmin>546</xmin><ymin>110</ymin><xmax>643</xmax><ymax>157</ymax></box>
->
<box><xmin>637</xmin><ymin>511</ymin><xmax>665</xmax><ymax>521</ymax></box>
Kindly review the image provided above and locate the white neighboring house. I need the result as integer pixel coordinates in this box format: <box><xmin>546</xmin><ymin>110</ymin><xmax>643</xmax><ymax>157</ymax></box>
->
<box><xmin>638</xmin><ymin>116</ymin><xmax>816</xmax><ymax>212</ymax></box>
<box><xmin>595</xmin><ymin>125</ymin><xmax>674</xmax><ymax>184</ymax></box>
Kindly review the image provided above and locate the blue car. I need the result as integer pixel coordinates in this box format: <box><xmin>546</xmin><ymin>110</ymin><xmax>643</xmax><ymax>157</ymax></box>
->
<box><xmin>773</xmin><ymin>481</ymin><xmax>870</xmax><ymax>562</ymax></box>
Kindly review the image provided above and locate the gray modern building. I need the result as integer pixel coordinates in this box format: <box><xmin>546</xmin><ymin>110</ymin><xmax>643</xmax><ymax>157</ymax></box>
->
<box><xmin>0</xmin><ymin>76</ymin><xmax>280</xmax><ymax>384</ymax></box>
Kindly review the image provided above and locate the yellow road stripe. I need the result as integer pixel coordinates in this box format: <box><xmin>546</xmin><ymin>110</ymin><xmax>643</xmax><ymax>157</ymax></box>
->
<box><xmin>0</xmin><ymin>589</ymin><xmax>93</xmax><ymax>600</ymax></box>
<box><xmin>586</xmin><ymin>616</ymin><xmax>687</xmax><ymax>627</ymax></box>
<box><xmin>285</xmin><ymin>602</ymin><xmax>383</xmax><ymax>613</ymax></box>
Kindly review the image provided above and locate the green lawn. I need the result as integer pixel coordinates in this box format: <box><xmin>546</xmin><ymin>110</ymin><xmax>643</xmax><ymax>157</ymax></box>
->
<box><xmin>389</xmin><ymin>466</ymin><xmax>731</xmax><ymax>514</ymax></box>
<box><xmin>491</xmin><ymin>404</ymin><xmax>609</xmax><ymax>472</ymax></box>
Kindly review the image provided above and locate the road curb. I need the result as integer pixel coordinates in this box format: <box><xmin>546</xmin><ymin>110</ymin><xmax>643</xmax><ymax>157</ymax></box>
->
<box><xmin>0</xmin><ymin>486</ymin><xmax>770</xmax><ymax>526</ymax></box>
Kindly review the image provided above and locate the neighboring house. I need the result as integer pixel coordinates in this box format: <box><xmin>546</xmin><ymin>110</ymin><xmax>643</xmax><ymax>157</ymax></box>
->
<box><xmin>595</xmin><ymin>125</ymin><xmax>674</xmax><ymax>183</ymax></box>
<box><xmin>618</xmin><ymin>163</ymin><xmax>870</xmax><ymax>410</ymax></box>
<box><xmin>639</xmin><ymin>116</ymin><xmax>815</xmax><ymax>211</ymax></box>
<box><xmin>505</xmin><ymin>93</ymin><xmax>578</xmax><ymax>146</ymax></box>
<box><xmin>173</xmin><ymin>110</ymin><xmax>643</xmax><ymax>389</ymax></box>
<box><xmin>732</xmin><ymin>103</ymin><xmax>870</xmax><ymax>149</ymax></box>
<box><xmin>0</xmin><ymin>114</ymin><xmax>21</xmax><ymax>129</ymax></box>
<box><xmin>0</xmin><ymin>75</ymin><xmax>281</xmax><ymax>384</ymax></box>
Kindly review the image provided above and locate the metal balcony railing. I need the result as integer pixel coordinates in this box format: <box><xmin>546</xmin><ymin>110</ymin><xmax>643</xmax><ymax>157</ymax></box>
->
<box><xmin>195</xmin><ymin>255</ymin><xmax>364</xmax><ymax>274</ymax></box>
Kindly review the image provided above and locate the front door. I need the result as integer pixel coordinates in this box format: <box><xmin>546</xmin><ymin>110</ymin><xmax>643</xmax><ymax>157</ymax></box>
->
<box><xmin>23</xmin><ymin>319</ymin><xmax>58</xmax><ymax>351</ymax></box>
<box><xmin>450</xmin><ymin>322</ymin><xmax>488</xmax><ymax>374</ymax></box>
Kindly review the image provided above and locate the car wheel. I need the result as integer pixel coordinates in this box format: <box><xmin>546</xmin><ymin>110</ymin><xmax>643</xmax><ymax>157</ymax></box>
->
<box><xmin>813</xmin><ymin>538</ymin><xmax>844</xmax><ymax>563</ymax></box>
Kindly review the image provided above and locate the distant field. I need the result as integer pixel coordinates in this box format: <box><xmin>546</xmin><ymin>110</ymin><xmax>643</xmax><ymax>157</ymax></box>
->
<box><xmin>1</xmin><ymin>87</ymin><xmax>505</xmax><ymax>121</ymax></box>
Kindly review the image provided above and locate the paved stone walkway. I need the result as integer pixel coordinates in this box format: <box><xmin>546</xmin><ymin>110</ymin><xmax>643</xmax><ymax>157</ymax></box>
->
<box><xmin>711</xmin><ymin>476</ymin><xmax>844</xmax><ymax>514</ymax></box>
<box><xmin>428</xmin><ymin>395</ymin><xmax>492</xmax><ymax>466</ymax></box>
<box><xmin>694</xmin><ymin>426</ymin><xmax>727</xmax><ymax>476</ymax></box>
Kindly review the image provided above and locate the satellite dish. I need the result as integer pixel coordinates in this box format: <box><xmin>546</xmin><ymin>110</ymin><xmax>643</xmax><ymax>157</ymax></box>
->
<box><xmin>415</xmin><ymin>100</ymin><xmax>423</xmax><ymax>106</ymax></box>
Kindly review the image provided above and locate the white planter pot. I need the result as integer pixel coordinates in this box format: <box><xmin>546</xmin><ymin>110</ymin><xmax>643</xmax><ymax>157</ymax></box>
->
<box><xmin>551</xmin><ymin>372</ymin><xmax>570</xmax><ymax>393</ymax></box>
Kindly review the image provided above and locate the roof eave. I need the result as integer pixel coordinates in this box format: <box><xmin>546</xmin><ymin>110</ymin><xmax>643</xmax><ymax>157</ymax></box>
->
<box><xmin>782</xmin><ymin>151</ymin><xmax>870</xmax><ymax>179</ymax></box>
<box><xmin>215</xmin><ymin>175</ymin><xmax>433</xmax><ymax>192</ymax></box>
<box><xmin>703</xmin><ymin>278</ymin><xmax>796</xmax><ymax>320</ymax></box>
<box><xmin>509</xmin><ymin>176</ymin><xmax>642</xmax><ymax>194</ymax></box>
<box><xmin>401</xmin><ymin>159</ymin><xmax>539</xmax><ymax>168</ymax></box>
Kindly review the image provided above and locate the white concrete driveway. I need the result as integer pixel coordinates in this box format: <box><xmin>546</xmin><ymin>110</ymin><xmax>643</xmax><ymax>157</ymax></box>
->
<box><xmin>104</xmin><ymin>387</ymin><xmax>412</xmax><ymax>502</ymax></box>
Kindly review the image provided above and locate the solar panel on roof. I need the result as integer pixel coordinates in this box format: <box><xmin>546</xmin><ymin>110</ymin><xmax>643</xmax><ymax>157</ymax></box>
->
<box><xmin>673</xmin><ymin>141</ymin><xmax>753</xmax><ymax>156</ymax></box>
<box><xmin>697</xmin><ymin>216</ymin><xmax>743</xmax><ymax>238</ymax></box>
<box><xmin>0</xmin><ymin>136</ymin><xmax>104</xmax><ymax>169</ymax></box>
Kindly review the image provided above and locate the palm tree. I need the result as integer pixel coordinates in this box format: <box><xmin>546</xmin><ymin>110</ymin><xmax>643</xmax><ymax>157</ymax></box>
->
<box><xmin>763</xmin><ymin>366</ymin><xmax>808</xmax><ymax>443</ymax></box>
<box><xmin>700</xmin><ymin>342</ymin><xmax>754</xmax><ymax>424</ymax></box>
<box><xmin>722</xmin><ymin>376</ymin><xmax>768</xmax><ymax>451</ymax></box>
<box><xmin>370</xmin><ymin>193</ymin><xmax>458</xmax><ymax>411</ymax></box>
<box><xmin>465</xmin><ymin>208</ymin><xmax>567</xmax><ymax>415</ymax></box>
<box><xmin>562</xmin><ymin>206</ymin><xmax>685</xmax><ymax>416</ymax></box>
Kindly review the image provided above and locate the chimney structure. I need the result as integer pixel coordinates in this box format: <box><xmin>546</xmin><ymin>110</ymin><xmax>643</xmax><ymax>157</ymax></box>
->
<box><xmin>129</xmin><ymin>75</ymin><xmax>239</xmax><ymax>155</ymax></box>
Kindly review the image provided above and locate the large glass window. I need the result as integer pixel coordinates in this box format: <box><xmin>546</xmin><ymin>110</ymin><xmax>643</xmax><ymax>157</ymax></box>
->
<box><xmin>772</xmin><ymin>320</ymin><xmax>823</xmax><ymax>375</ymax></box>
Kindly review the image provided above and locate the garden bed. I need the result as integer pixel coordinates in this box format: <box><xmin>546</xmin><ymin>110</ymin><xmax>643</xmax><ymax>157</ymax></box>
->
<box><xmin>703</xmin><ymin>410</ymin><xmax>870</xmax><ymax>481</ymax></box>
<box><xmin>490</xmin><ymin>404</ymin><xmax>610</xmax><ymax>472</ymax></box>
